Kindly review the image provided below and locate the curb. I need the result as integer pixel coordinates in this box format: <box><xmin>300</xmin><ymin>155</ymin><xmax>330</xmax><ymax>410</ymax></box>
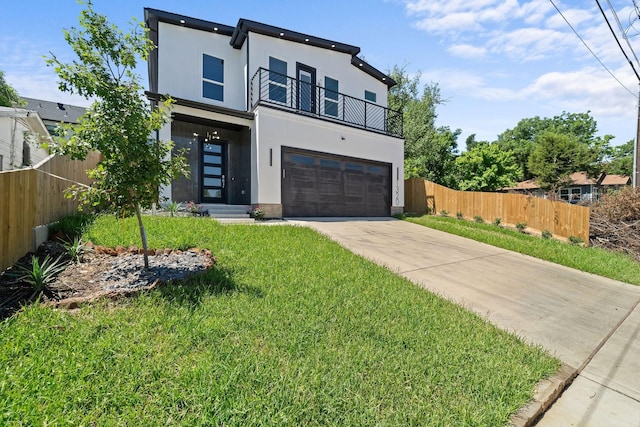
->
<box><xmin>511</xmin><ymin>364</ymin><xmax>578</xmax><ymax>426</ymax></box>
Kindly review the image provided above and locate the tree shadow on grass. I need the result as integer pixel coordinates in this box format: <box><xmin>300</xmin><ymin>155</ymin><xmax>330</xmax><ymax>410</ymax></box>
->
<box><xmin>155</xmin><ymin>266</ymin><xmax>265</xmax><ymax>308</ymax></box>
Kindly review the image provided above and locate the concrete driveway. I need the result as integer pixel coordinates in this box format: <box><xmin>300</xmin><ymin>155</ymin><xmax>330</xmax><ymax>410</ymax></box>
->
<box><xmin>293</xmin><ymin>218</ymin><xmax>640</xmax><ymax>426</ymax></box>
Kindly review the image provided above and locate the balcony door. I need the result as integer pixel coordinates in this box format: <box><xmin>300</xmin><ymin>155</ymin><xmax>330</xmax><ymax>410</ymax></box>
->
<box><xmin>201</xmin><ymin>141</ymin><xmax>226</xmax><ymax>203</ymax></box>
<box><xmin>296</xmin><ymin>63</ymin><xmax>316</xmax><ymax>113</ymax></box>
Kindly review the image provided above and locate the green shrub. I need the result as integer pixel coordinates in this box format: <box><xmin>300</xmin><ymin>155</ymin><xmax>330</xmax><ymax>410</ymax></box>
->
<box><xmin>456</xmin><ymin>212</ymin><xmax>464</xmax><ymax>220</ymax></box>
<box><xmin>493</xmin><ymin>217</ymin><xmax>501</xmax><ymax>227</ymax></box>
<box><xmin>516</xmin><ymin>223</ymin><xmax>527</xmax><ymax>233</ymax></box>
<box><xmin>541</xmin><ymin>230</ymin><xmax>552</xmax><ymax>240</ymax></box>
<box><xmin>49</xmin><ymin>213</ymin><xmax>95</xmax><ymax>241</ymax></box>
<box><xmin>568</xmin><ymin>236</ymin><xmax>584</xmax><ymax>245</ymax></box>
<box><xmin>473</xmin><ymin>216</ymin><xmax>484</xmax><ymax>224</ymax></box>
<box><xmin>440</xmin><ymin>210</ymin><xmax>449</xmax><ymax>217</ymax></box>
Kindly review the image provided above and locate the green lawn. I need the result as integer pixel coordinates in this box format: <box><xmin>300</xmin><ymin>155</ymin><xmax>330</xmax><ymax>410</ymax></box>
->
<box><xmin>0</xmin><ymin>216</ymin><xmax>559</xmax><ymax>426</ymax></box>
<box><xmin>405</xmin><ymin>215</ymin><xmax>640</xmax><ymax>285</ymax></box>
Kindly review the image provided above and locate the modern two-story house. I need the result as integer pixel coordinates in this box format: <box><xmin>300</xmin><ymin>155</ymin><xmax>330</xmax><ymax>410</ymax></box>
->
<box><xmin>144</xmin><ymin>9</ymin><xmax>404</xmax><ymax>218</ymax></box>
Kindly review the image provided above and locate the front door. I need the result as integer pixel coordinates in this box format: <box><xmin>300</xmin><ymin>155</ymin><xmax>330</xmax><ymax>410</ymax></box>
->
<box><xmin>201</xmin><ymin>141</ymin><xmax>226</xmax><ymax>203</ymax></box>
<box><xmin>296</xmin><ymin>63</ymin><xmax>316</xmax><ymax>113</ymax></box>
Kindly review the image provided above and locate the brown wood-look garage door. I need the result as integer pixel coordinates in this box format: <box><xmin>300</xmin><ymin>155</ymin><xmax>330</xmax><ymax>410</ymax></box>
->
<box><xmin>282</xmin><ymin>148</ymin><xmax>391</xmax><ymax>217</ymax></box>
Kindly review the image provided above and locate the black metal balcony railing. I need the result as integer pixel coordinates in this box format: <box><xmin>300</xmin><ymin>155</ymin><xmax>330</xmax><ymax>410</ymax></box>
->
<box><xmin>250</xmin><ymin>67</ymin><xmax>403</xmax><ymax>138</ymax></box>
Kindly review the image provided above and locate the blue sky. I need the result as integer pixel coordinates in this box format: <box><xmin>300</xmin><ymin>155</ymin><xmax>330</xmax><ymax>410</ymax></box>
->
<box><xmin>2</xmin><ymin>0</ymin><xmax>639</xmax><ymax>149</ymax></box>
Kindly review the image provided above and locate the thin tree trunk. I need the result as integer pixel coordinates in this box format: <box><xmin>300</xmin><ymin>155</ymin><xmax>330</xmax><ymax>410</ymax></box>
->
<box><xmin>135</xmin><ymin>204</ymin><xmax>149</xmax><ymax>269</ymax></box>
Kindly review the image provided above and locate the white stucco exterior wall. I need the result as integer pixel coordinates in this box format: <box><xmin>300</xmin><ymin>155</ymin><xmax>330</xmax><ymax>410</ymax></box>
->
<box><xmin>253</xmin><ymin>106</ymin><xmax>404</xmax><ymax>208</ymax></box>
<box><xmin>157</xmin><ymin>22</ymin><xmax>246</xmax><ymax>110</ymax></box>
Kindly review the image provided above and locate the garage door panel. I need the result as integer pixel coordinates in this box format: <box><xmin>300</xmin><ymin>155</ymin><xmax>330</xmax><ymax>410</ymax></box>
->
<box><xmin>282</xmin><ymin>148</ymin><xmax>390</xmax><ymax>217</ymax></box>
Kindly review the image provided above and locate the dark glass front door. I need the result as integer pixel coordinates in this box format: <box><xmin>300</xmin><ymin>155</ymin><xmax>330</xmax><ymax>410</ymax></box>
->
<box><xmin>202</xmin><ymin>141</ymin><xmax>226</xmax><ymax>203</ymax></box>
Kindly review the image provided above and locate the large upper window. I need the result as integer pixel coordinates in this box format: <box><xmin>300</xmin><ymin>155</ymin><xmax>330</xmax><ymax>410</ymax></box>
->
<box><xmin>269</xmin><ymin>57</ymin><xmax>288</xmax><ymax>103</ymax></box>
<box><xmin>324</xmin><ymin>77</ymin><xmax>339</xmax><ymax>117</ymax></box>
<box><xmin>203</xmin><ymin>54</ymin><xmax>224</xmax><ymax>101</ymax></box>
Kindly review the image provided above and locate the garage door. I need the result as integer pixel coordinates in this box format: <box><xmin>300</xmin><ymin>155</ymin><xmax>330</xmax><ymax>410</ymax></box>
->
<box><xmin>282</xmin><ymin>148</ymin><xmax>391</xmax><ymax>217</ymax></box>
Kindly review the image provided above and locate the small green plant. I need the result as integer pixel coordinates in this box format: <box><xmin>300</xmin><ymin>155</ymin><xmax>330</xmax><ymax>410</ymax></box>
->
<box><xmin>252</xmin><ymin>205</ymin><xmax>265</xmax><ymax>220</ymax></box>
<box><xmin>493</xmin><ymin>217</ymin><xmax>501</xmax><ymax>227</ymax></box>
<box><xmin>473</xmin><ymin>216</ymin><xmax>484</xmax><ymax>224</ymax></box>
<box><xmin>166</xmin><ymin>201</ymin><xmax>181</xmax><ymax>217</ymax></box>
<box><xmin>440</xmin><ymin>210</ymin><xmax>449</xmax><ymax>217</ymax></box>
<box><xmin>13</xmin><ymin>255</ymin><xmax>66</xmax><ymax>294</ymax></box>
<box><xmin>63</xmin><ymin>237</ymin><xmax>88</xmax><ymax>263</ymax></box>
<box><xmin>568</xmin><ymin>236</ymin><xmax>584</xmax><ymax>245</ymax></box>
<box><xmin>541</xmin><ymin>230</ymin><xmax>553</xmax><ymax>240</ymax></box>
<box><xmin>49</xmin><ymin>213</ymin><xmax>94</xmax><ymax>241</ymax></box>
<box><xmin>456</xmin><ymin>212</ymin><xmax>464</xmax><ymax>220</ymax></box>
<box><xmin>516</xmin><ymin>223</ymin><xmax>527</xmax><ymax>233</ymax></box>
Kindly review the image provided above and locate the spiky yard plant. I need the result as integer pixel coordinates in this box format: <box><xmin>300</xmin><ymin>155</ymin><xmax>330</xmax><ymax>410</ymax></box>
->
<box><xmin>13</xmin><ymin>255</ymin><xmax>66</xmax><ymax>297</ymax></box>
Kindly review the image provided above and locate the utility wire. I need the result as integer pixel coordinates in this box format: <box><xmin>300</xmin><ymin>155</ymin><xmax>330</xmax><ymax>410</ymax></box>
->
<box><xmin>596</xmin><ymin>0</ymin><xmax>640</xmax><ymax>81</ymax></box>
<box><xmin>606</xmin><ymin>0</ymin><xmax>640</xmax><ymax>70</ymax></box>
<box><xmin>548</xmin><ymin>0</ymin><xmax>636</xmax><ymax>97</ymax></box>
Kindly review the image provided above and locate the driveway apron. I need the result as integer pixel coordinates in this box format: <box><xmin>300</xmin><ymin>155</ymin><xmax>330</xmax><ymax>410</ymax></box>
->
<box><xmin>293</xmin><ymin>218</ymin><xmax>640</xmax><ymax>426</ymax></box>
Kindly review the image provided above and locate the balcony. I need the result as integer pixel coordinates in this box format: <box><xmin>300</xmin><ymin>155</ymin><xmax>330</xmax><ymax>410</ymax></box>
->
<box><xmin>250</xmin><ymin>67</ymin><xmax>403</xmax><ymax>138</ymax></box>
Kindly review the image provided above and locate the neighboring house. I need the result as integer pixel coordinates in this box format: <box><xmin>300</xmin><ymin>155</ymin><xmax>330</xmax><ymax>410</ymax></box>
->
<box><xmin>0</xmin><ymin>106</ymin><xmax>51</xmax><ymax>171</ymax></box>
<box><xmin>145</xmin><ymin>9</ymin><xmax>404</xmax><ymax>218</ymax></box>
<box><xmin>501</xmin><ymin>172</ymin><xmax>631</xmax><ymax>203</ymax></box>
<box><xmin>21</xmin><ymin>97</ymin><xmax>85</xmax><ymax>136</ymax></box>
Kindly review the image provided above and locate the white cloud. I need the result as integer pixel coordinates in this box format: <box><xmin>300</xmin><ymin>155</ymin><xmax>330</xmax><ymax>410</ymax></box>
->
<box><xmin>447</xmin><ymin>43</ymin><xmax>487</xmax><ymax>58</ymax></box>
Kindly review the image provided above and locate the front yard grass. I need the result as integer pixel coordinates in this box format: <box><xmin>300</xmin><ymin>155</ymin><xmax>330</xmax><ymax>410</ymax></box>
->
<box><xmin>0</xmin><ymin>216</ymin><xmax>560</xmax><ymax>426</ymax></box>
<box><xmin>406</xmin><ymin>215</ymin><xmax>640</xmax><ymax>285</ymax></box>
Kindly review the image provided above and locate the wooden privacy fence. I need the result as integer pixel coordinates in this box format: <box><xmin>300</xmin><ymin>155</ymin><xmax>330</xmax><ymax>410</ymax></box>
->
<box><xmin>0</xmin><ymin>152</ymin><xmax>100</xmax><ymax>272</ymax></box>
<box><xmin>404</xmin><ymin>178</ymin><xmax>590</xmax><ymax>242</ymax></box>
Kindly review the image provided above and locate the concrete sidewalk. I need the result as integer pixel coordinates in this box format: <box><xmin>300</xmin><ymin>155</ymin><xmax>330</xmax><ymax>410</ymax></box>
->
<box><xmin>294</xmin><ymin>218</ymin><xmax>640</xmax><ymax>426</ymax></box>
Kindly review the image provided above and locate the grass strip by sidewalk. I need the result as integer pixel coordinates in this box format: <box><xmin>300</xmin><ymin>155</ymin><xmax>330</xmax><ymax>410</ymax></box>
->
<box><xmin>0</xmin><ymin>216</ymin><xmax>560</xmax><ymax>426</ymax></box>
<box><xmin>406</xmin><ymin>215</ymin><xmax>640</xmax><ymax>285</ymax></box>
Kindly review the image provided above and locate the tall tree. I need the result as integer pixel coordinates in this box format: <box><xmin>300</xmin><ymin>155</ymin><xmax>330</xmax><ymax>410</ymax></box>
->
<box><xmin>0</xmin><ymin>70</ymin><xmax>21</xmax><ymax>107</ymax></box>
<box><xmin>388</xmin><ymin>66</ymin><xmax>460</xmax><ymax>186</ymax></box>
<box><xmin>527</xmin><ymin>131</ymin><xmax>597</xmax><ymax>190</ymax></box>
<box><xmin>46</xmin><ymin>0</ymin><xmax>188</xmax><ymax>269</ymax></box>
<box><xmin>455</xmin><ymin>143</ymin><xmax>521</xmax><ymax>191</ymax></box>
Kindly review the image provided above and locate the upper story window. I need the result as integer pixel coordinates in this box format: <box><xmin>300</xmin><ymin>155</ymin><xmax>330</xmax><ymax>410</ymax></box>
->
<box><xmin>203</xmin><ymin>54</ymin><xmax>224</xmax><ymax>101</ymax></box>
<box><xmin>364</xmin><ymin>90</ymin><xmax>377</xmax><ymax>103</ymax></box>
<box><xmin>269</xmin><ymin>57</ymin><xmax>288</xmax><ymax>103</ymax></box>
<box><xmin>324</xmin><ymin>76</ymin><xmax>339</xmax><ymax>117</ymax></box>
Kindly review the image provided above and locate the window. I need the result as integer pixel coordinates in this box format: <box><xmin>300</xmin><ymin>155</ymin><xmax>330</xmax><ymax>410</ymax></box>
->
<box><xmin>0</xmin><ymin>154</ymin><xmax>3</xmax><ymax>171</ymax></box>
<box><xmin>269</xmin><ymin>57</ymin><xmax>288</xmax><ymax>103</ymax></box>
<box><xmin>22</xmin><ymin>141</ymin><xmax>31</xmax><ymax>166</ymax></box>
<box><xmin>364</xmin><ymin>90</ymin><xmax>377</xmax><ymax>103</ymax></box>
<box><xmin>203</xmin><ymin>54</ymin><xmax>224</xmax><ymax>101</ymax></box>
<box><xmin>324</xmin><ymin>76</ymin><xmax>339</xmax><ymax>117</ymax></box>
<box><xmin>560</xmin><ymin>188</ymin><xmax>581</xmax><ymax>202</ymax></box>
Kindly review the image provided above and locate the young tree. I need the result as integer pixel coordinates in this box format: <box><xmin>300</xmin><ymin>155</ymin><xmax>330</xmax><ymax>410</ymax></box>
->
<box><xmin>46</xmin><ymin>1</ymin><xmax>188</xmax><ymax>269</ymax></box>
<box><xmin>527</xmin><ymin>132</ymin><xmax>597</xmax><ymax>191</ymax></box>
<box><xmin>455</xmin><ymin>143</ymin><xmax>521</xmax><ymax>191</ymax></box>
<box><xmin>0</xmin><ymin>70</ymin><xmax>22</xmax><ymax>107</ymax></box>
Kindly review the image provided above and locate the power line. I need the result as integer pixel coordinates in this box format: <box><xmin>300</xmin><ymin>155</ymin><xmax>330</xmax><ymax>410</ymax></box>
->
<box><xmin>595</xmin><ymin>0</ymin><xmax>640</xmax><ymax>81</ymax></box>
<box><xmin>606</xmin><ymin>0</ymin><xmax>640</xmax><ymax>70</ymax></box>
<box><xmin>548</xmin><ymin>0</ymin><xmax>636</xmax><ymax>97</ymax></box>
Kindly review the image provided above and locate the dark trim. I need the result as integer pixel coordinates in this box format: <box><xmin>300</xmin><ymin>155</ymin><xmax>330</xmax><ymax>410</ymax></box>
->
<box><xmin>172</xmin><ymin>113</ymin><xmax>248</xmax><ymax>131</ymax></box>
<box><xmin>231</xmin><ymin>19</ymin><xmax>360</xmax><ymax>56</ymax></box>
<box><xmin>295</xmin><ymin>62</ymin><xmax>317</xmax><ymax>113</ymax></box>
<box><xmin>145</xmin><ymin>8</ymin><xmax>235</xmax><ymax>36</ymax></box>
<box><xmin>351</xmin><ymin>57</ymin><xmax>396</xmax><ymax>87</ymax></box>
<box><xmin>146</xmin><ymin>91</ymin><xmax>255</xmax><ymax>121</ymax></box>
